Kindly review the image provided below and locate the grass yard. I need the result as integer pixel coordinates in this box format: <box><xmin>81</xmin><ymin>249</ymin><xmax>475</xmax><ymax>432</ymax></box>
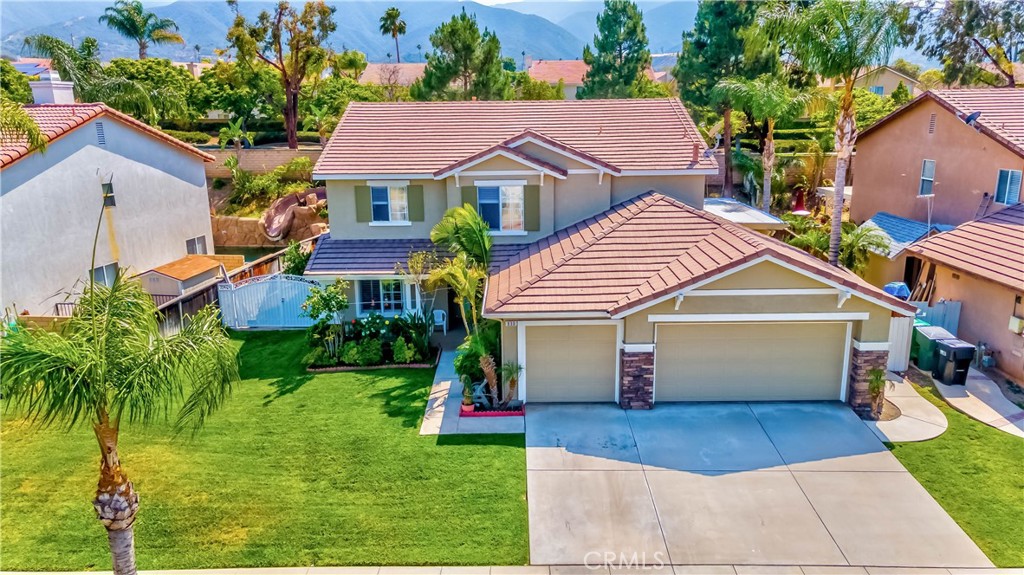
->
<box><xmin>0</xmin><ymin>330</ymin><xmax>528</xmax><ymax>570</ymax></box>
<box><xmin>888</xmin><ymin>381</ymin><xmax>1024</xmax><ymax>567</ymax></box>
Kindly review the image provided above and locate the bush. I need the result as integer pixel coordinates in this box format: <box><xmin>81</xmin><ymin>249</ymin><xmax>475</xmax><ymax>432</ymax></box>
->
<box><xmin>391</xmin><ymin>336</ymin><xmax>416</xmax><ymax>364</ymax></box>
<box><xmin>354</xmin><ymin>339</ymin><xmax>383</xmax><ymax>366</ymax></box>
<box><xmin>454</xmin><ymin>320</ymin><xmax>502</xmax><ymax>382</ymax></box>
<box><xmin>162</xmin><ymin>129</ymin><xmax>213</xmax><ymax>145</ymax></box>
<box><xmin>304</xmin><ymin>346</ymin><xmax>335</xmax><ymax>368</ymax></box>
<box><xmin>211</xmin><ymin>177</ymin><xmax>227</xmax><ymax>190</ymax></box>
<box><xmin>250</xmin><ymin>131</ymin><xmax>322</xmax><ymax>146</ymax></box>
<box><xmin>340</xmin><ymin>340</ymin><xmax>361</xmax><ymax>365</ymax></box>
<box><xmin>282</xmin><ymin>240</ymin><xmax>312</xmax><ymax>275</ymax></box>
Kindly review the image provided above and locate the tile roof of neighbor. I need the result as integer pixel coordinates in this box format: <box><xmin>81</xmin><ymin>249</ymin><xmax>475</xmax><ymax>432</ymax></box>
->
<box><xmin>860</xmin><ymin>89</ymin><xmax>1024</xmax><ymax>158</ymax></box>
<box><xmin>314</xmin><ymin>99</ymin><xmax>716</xmax><ymax>175</ymax></box>
<box><xmin>148</xmin><ymin>255</ymin><xmax>222</xmax><ymax>281</ymax></box>
<box><xmin>907</xmin><ymin>203</ymin><xmax>1024</xmax><ymax>291</ymax></box>
<box><xmin>702</xmin><ymin>198</ymin><xmax>787</xmax><ymax>229</ymax></box>
<box><xmin>485</xmin><ymin>192</ymin><xmax>917</xmax><ymax>317</ymax></box>
<box><xmin>861</xmin><ymin>212</ymin><xmax>954</xmax><ymax>259</ymax></box>
<box><xmin>527</xmin><ymin>59</ymin><xmax>656</xmax><ymax>84</ymax></box>
<box><xmin>357</xmin><ymin>63</ymin><xmax>427</xmax><ymax>86</ymax></box>
<box><xmin>0</xmin><ymin>103</ymin><xmax>216</xmax><ymax>169</ymax></box>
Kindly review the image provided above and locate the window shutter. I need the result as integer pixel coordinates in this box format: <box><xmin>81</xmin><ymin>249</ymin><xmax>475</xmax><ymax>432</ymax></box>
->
<box><xmin>524</xmin><ymin>184</ymin><xmax>541</xmax><ymax>231</ymax></box>
<box><xmin>1008</xmin><ymin>170</ymin><xmax>1022</xmax><ymax>205</ymax></box>
<box><xmin>355</xmin><ymin>186</ymin><xmax>372</xmax><ymax>222</ymax></box>
<box><xmin>407</xmin><ymin>185</ymin><xmax>425</xmax><ymax>221</ymax></box>
<box><xmin>460</xmin><ymin>186</ymin><xmax>478</xmax><ymax>210</ymax></box>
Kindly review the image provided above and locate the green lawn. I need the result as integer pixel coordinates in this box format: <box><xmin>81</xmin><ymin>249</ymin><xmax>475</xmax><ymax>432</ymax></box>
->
<box><xmin>888</xmin><ymin>382</ymin><xmax>1024</xmax><ymax>567</ymax></box>
<box><xmin>0</xmin><ymin>330</ymin><xmax>528</xmax><ymax>570</ymax></box>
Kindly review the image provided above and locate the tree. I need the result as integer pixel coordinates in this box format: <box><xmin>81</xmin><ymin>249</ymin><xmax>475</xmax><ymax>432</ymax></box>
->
<box><xmin>24</xmin><ymin>35</ymin><xmax>155</xmax><ymax>120</ymax></box>
<box><xmin>99</xmin><ymin>0</ymin><xmax>184</xmax><ymax>59</ymax></box>
<box><xmin>430</xmin><ymin>204</ymin><xmax>493</xmax><ymax>268</ymax></box>
<box><xmin>712</xmin><ymin>74</ymin><xmax>812</xmax><ymax>212</ymax></box>
<box><xmin>379</xmin><ymin>7</ymin><xmax>407</xmax><ymax>64</ymax></box>
<box><xmin>226</xmin><ymin>0</ymin><xmax>336</xmax><ymax>149</ymax></box>
<box><xmin>0</xmin><ymin>273</ymin><xmax>238</xmax><ymax>575</ymax></box>
<box><xmin>411</xmin><ymin>10</ymin><xmax>510</xmax><ymax>101</ymax></box>
<box><xmin>812</xmin><ymin>87</ymin><xmax>899</xmax><ymax>133</ymax></box>
<box><xmin>105</xmin><ymin>58</ymin><xmax>194</xmax><ymax>124</ymax></box>
<box><xmin>193</xmin><ymin>43</ymin><xmax>201</xmax><ymax>62</ymax></box>
<box><xmin>301</xmin><ymin>278</ymin><xmax>350</xmax><ymax>357</ymax></box>
<box><xmin>0</xmin><ymin>93</ymin><xmax>46</xmax><ymax>152</ymax></box>
<box><xmin>578</xmin><ymin>0</ymin><xmax>651</xmax><ymax>99</ymax></box>
<box><xmin>302</xmin><ymin>104</ymin><xmax>338</xmax><ymax>146</ymax></box>
<box><xmin>760</xmin><ymin>0</ymin><xmax>909</xmax><ymax>266</ymax></box>
<box><xmin>510</xmin><ymin>72</ymin><xmax>563</xmax><ymax>100</ymax></box>
<box><xmin>915</xmin><ymin>0</ymin><xmax>1023</xmax><ymax>87</ymax></box>
<box><xmin>891</xmin><ymin>57</ymin><xmax>922</xmax><ymax>79</ymax></box>
<box><xmin>333</xmin><ymin>49</ymin><xmax>368</xmax><ymax>79</ymax></box>
<box><xmin>1</xmin><ymin>59</ymin><xmax>33</xmax><ymax>103</ymax></box>
<box><xmin>917</xmin><ymin>68</ymin><xmax>946</xmax><ymax>90</ymax></box>
<box><xmin>190</xmin><ymin>60</ymin><xmax>283</xmax><ymax>129</ymax></box>
<box><xmin>890</xmin><ymin>81</ymin><xmax>912</xmax><ymax>105</ymax></box>
<box><xmin>299</xmin><ymin>75</ymin><xmax>384</xmax><ymax>125</ymax></box>
<box><xmin>219</xmin><ymin>117</ymin><xmax>253</xmax><ymax>156</ymax></box>
<box><xmin>674</xmin><ymin>0</ymin><xmax>775</xmax><ymax>198</ymax></box>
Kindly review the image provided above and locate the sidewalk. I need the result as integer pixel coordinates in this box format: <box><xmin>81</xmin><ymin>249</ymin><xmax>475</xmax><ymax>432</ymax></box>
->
<box><xmin>419</xmin><ymin>349</ymin><xmax>524</xmax><ymax>435</ymax></box>
<box><xmin>932</xmin><ymin>367</ymin><xmax>1024</xmax><ymax>438</ymax></box>
<box><xmin>863</xmin><ymin>372</ymin><xmax>947</xmax><ymax>443</ymax></box>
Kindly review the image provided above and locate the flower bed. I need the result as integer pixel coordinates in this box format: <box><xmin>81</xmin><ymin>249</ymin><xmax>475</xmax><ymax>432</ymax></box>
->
<box><xmin>304</xmin><ymin>311</ymin><xmax>436</xmax><ymax>370</ymax></box>
<box><xmin>308</xmin><ymin>347</ymin><xmax>440</xmax><ymax>372</ymax></box>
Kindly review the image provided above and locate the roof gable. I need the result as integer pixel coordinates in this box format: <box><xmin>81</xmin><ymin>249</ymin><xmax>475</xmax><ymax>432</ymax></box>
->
<box><xmin>433</xmin><ymin>144</ymin><xmax>568</xmax><ymax>180</ymax></box>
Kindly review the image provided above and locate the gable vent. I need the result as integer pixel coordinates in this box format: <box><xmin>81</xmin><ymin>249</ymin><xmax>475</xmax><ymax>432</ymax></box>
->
<box><xmin>928</xmin><ymin>113</ymin><xmax>936</xmax><ymax>134</ymax></box>
<box><xmin>96</xmin><ymin>122</ymin><xmax>106</xmax><ymax>146</ymax></box>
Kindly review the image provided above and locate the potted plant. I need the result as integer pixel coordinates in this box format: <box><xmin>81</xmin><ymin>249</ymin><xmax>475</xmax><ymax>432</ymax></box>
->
<box><xmin>460</xmin><ymin>375</ymin><xmax>475</xmax><ymax>413</ymax></box>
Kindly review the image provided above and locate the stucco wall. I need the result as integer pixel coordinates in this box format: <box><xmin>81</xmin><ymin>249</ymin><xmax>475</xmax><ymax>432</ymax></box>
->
<box><xmin>930</xmin><ymin>265</ymin><xmax>1024</xmax><ymax>382</ymax></box>
<box><xmin>327</xmin><ymin>179</ymin><xmax>449</xmax><ymax>240</ymax></box>
<box><xmin>610</xmin><ymin>175</ymin><xmax>705</xmax><ymax>208</ymax></box>
<box><xmin>1</xmin><ymin>119</ymin><xmax>212</xmax><ymax>315</ymax></box>
<box><xmin>851</xmin><ymin>98</ymin><xmax>1024</xmax><ymax>226</ymax></box>
<box><xmin>853</xmin><ymin>69</ymin><xmax>917</xmax><ymax>96</ymax></box>
<box><xmin>204</xmin><ymin>147</ymin><xmax>322</xmax><ymax>179</ymax></box>
<box><xmin>863</xmin><ymin>252</ymin><xmax>907</xmax><ymax>288</ymax></box>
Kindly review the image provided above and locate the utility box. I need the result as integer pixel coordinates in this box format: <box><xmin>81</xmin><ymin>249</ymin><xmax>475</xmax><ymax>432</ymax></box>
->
<box><xmin>913</xmin><ymin>325</ymin><xmax>954</xmax><ymax>372</ymax></box>
<box><xmin>933</xmin><ymin>339</ymin><xmax>975</xmax><ymax>386</ymax></box>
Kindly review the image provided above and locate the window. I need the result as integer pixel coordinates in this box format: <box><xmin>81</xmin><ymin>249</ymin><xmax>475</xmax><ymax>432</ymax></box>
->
<box><xmin>918</xmin><ymin>159</ymin><xmax>936</xmax><ymax>196</ymax></box>
<box><xmin>370</xmin><ymin>185</ymin><xmax>408</xmax><ymax>223</ymax></box>
<box><xmin>869</xmin><ymin>85</ymin><xmax>885</xmax><ymax>96</ymax></box>
<box><xmin>90</xmin><ymin>262</ymin><xmax>118</xmax><ymax>288</ymax></box>
<box><xmin>995</xmin><ymin>169</ymin><xmax>1022</xmax><ymax>205</ymax></box>
<box><xmin>102</xmin><ymin>182</ymin><xmax>115</xmax><ymax>207</ymax></box>
<box><xmin>477</xmin><ymin>184</ymin><xmax>524</xmax><ymax>232</ymax></box>
<box><xmin>358</xmin><ymin>279</ymin><xmax>405</xmax><ymax>315</ymax></box>
<box><xmin>186</xmin><ymin>235</ymin><xmax>208</xmax><ymax>254</ymax></box>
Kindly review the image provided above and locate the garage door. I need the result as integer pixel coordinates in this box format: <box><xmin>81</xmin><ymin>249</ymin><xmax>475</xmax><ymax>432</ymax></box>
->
<box><xmin>655</xmin><ymin>322</ymin><xmax>847</xmax><ymax>402</ymax></box>
<box><xmin>525</xmin><ymin>325</ymin><xmax>617</xmax><ymax>402</ymax></box>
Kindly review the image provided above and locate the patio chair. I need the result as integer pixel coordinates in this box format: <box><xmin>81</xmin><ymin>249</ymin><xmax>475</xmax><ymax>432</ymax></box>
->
<box><xmin>432</xmin><ymin>309</ymin><xmax>447</xmax><ymax>335</ymax></box>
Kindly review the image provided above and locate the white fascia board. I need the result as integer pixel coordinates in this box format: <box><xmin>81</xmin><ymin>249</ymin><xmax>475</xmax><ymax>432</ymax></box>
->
<box><xmin>483</xmin><ymin>311</ymin><xmax>610</xmax><ymax>320</ymax></box>
<box><xmin>433</xmin><ymin>149</ymin><xmax>567</xmax><ymax>180</ymax></box>
<box><xmin>314</xmin><ymin>173</ymin><xmax>432</xmax><ymax>180</ymax></box>
<box><xmin>648</xmin><ymin>312</ymin><xmax>871</xmax><ymax>323</ymax></box>
<box><xmin>505</xmin><ymin>136</ymin><xmax>620</xmax><ymax>174</ymax></box>
<box><xmin>617</xmin><ymin>169</ymin><xmax>719</xmax><ymax>176</ymax></box>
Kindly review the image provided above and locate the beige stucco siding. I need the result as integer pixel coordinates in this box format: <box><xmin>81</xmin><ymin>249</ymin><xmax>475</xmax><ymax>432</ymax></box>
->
<box><xmin>863</xmin><ymin>252</ymin><xmax>907</xmax><ymax>288</ymax></box>
<box><xmin>654</xmin><ymin>322</ymin><xmax>847</xmax><ymax>401</ymax></box>
<box><xmin>326</xmin><ymin>179</ymin><xmax>448</xmax><ymax>240</ymax></box>
<box><xmin>852</xmin><ymin>98</ymin><xmax>1024</xmax><ymax>226</ymax></box>
<box><xmin>611</xmin><ymin>175</ymin><xmax>704</xmax><ymax>208</ymax></box>
<box><xmin>443</xmin><ymin>173</ymin><xmax>555</xmax><ymax>244</ymax></box>
<box><xmin>524</xmin><ymin>324</ymin><xmax>617</xmax><ymax>402</ymax></box>
<box><xmin>553</xmin><ymin>174</ymin><xmax>612</xmax><ymax>229</ymax></box>
<box><xmin>853</xmin><ymin>69</ymin><xmax>917</xmax><ymax>96</ymax></box>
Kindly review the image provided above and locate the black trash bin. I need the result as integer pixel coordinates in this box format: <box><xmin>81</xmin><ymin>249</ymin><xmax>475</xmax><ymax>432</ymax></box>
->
<box><xmin>933</xmin><ymin>339</ymin><xmax>976</xmax><ymax>386</ymax></box>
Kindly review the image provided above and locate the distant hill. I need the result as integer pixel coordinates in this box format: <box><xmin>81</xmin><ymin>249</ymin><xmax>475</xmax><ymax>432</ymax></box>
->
<box><xmin>555</xmin><ymin>1</ymin><xmax>691</xmax><ymax>50</ymax></box>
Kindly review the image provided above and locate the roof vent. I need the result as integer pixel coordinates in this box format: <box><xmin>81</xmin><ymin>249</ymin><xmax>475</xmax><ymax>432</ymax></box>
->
<box><xmin>928</xmin><ymin>113</ymin><xmax>936</xmax><ymax>134</ymax></box>
<box><xmin>691</xmin><ymin>142</ymin><xmax>700</xmax><ymax>163</ymax></box>
<box><xmin>96</xmin><ymin>122</ymin><xmax>106</xmax><ymax>146</ymax></box>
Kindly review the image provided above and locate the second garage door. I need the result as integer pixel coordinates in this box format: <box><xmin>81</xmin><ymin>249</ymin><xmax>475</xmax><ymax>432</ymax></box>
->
<box><xmin>525</xmin><ymin>325</ymin><xmax>617</xmax><ymax>402</ymax></box>
<box><xmin>655</xmin><ymin>322</ymin><xmax>847</xmax><ymax>402</ymax></box>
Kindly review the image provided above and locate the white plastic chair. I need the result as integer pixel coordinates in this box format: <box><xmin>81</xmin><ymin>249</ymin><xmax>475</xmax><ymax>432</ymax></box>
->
<box><xmin>433</xmin><ymin>309</ymin><xmax>448</xmax><ymax>335</ymax></box>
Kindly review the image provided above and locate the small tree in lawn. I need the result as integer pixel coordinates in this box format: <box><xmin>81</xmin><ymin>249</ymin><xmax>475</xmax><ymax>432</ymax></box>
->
<box><xmin>301</xmin><ymin>278</ymin><xmax>350</xmax><ymax>357</ymax></box>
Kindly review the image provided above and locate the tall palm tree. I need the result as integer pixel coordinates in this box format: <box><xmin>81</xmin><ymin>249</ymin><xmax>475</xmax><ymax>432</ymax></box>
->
<box><xmin>0</xmin><ymin>94</ymin><xmax>47</xmax><ymax>153</ymax></box>
<box><xmin>430</xmin><ymin>204</ymin><xmax>493</xmax><ymax>268</ymax></box>
<box><xmin>379</xmin><ymin>7</ymin><xmax>407</xmax><ymax>64</ymax></box>
<box><xmin>427</xmin><ymin>253</ymin><xmax>486</xmax><ymax>335</ymax></box>
<box><xmin>99</xmin><ymin>0</ymin><xmax>184</xmax><ymax>59</ymax></box>
<box><xmin>760</xmin><ymin>0</ymin><xmax>906</xmax><ymax>265</ymax></box>
<box><xmin>302</xmin><ymin>104</ymin><xmax>338</xmax><ymax>147</ymax></box>
<box><xmin>712</xmin><ymin>74</ymin><xmax>813</xmax><ymax>213</ymax></box>
<box><xmin>1</xmin><ymin>275</ymin><xmax>238</xmax><ymax>575</ymax></box>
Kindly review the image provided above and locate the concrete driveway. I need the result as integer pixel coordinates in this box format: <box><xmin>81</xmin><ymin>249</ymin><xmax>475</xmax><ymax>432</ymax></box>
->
<box><xmin>525</xmin><ymin>402</ymin><xmax>993</xmax><ymax>568</ymax></box>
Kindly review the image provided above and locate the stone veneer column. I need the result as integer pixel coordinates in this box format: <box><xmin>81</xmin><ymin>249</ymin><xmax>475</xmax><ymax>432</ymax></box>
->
<box><xmin>619</xmin><ymin>350</ymin><xmax>654</xmax><ymax>409</ymax></box>
<box><xmin>847</xmin><ymin>347</ymin><xmax>889</xmax><ymax>417</ymax></box>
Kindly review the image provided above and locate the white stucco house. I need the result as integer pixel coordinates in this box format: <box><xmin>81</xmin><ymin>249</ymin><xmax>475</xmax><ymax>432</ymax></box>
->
<box><xmin>0</xmin><ymin>73</ymin><xmax>216</xmax><ymax>316</ymax></box>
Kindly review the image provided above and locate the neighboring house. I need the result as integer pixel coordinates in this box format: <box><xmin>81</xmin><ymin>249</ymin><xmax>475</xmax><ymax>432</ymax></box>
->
<box><xmin>859</xmin><ymin>212</ymin><xmax>952</xmax><ymax>288</ymax></box>
<box><xmin>10</xmin><ymin>57</ymin><xmax>51</xmax><ymax>77</ymax></box>
<box><xmin>170</xmin><ymin>60</ymin><xmax>214</xmax><ymax>80</ymax></box>
<box><xmin>702</xmin><ymin>197</ymin><xmax>787</xmax><ymax>233</ymax></box>
<box><xmin>357</xmin><ymin>63</ymin><xmax>427</xmax><ymax>87</ymax></box>
<box><xmin>906</xmin><ymin>205</ymin><xmax>1024</xmax><ymax>382</ymax></box>
<box><xmin>850</xmin><ymin>89</ymin><xmax>1024</xmax><ymax>287</ymax></box>
<box><xmin>308</xmin><ymin>98</ymin><xmax>914</xmax><ymax>414</ymax></box>
<box><xmin>820</xmin><ymin>65</ymin><xmax>920</xmax><ymax>97</ymax></box>
<box><xmin>0</xmin><ymin>73</ymin><xmax>216</xmax><ymax>316</ymax></box>
<box><xmin>526</xmin><ymin>59</ymin><xmax>657</xmax><ymax>100</ymax></box>
<box><xmin>137</xmin><ymin>254</ymin><xmax>245</xmax><ymax>304</ymax></box>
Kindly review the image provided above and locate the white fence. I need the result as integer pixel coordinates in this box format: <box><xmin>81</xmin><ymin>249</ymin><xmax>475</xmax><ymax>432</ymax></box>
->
<box><xmin>217</xmin><ymin>274</ymin><xmax>320</xmax><ymax>329</ymax></box>
<box><xmin>887</xmin><ymin>316</ymin><xmax>914</xmax><ymax>372</ymax></box>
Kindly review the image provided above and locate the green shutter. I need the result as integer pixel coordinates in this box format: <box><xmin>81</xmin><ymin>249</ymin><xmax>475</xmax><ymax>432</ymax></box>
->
<box><xmin>461</xmin><ymin>186</ymin><xmax>478</xmax><ymax>210</ymax></box>
<box><xmin>407</xmin><ymin>185</ymin><xmax>425</xmax><ymax>221</ymax></box>
<box><xmin>524</xmin><ymin>184</ymin><xmax>541</xmax><ymax>231</ymax></box>
<box><xmin>355</xmin><ymin>185</ymin><xmax>372</xmax><ymax>222</ymax></box>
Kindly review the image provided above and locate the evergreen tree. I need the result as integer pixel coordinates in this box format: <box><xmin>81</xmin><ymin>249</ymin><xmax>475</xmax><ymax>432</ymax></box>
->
<box><xmin>890</xmin><ymin>81</ymin><xmax>912</xmax><ymax>105</ymax></box>
<box><xmin>411</xmin><ymin>9</ymin><xmax>509</xmax><ymax>101</ymax></box>
<box><xmin>578</xmin><ymin>0</ymin><xmax>651</xmax><ymax>99</ymax></box>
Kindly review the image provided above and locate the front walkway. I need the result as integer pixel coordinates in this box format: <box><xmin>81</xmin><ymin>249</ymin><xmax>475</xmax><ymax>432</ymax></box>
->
<box><xmin>931</xmin><ymin>367</ymin><xmax>1024</xmax><ymax>438</ymax></box>
<box><xmin>863</xmin><ymin>372</ymin><xmax>947</xmax><ymax>443</ymax></box>
<box><xmin>419</xmin><ymin>349</ymin><xmax>524</xmax><ymax>435</ymax></box>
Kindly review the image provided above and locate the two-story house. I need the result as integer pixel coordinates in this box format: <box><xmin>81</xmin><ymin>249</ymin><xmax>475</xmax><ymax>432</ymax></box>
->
<box><xmin>0</xmin><ymin>73</ymin><xmax>217</xmax><ymax>316</ymax></box>
<box><xmin>308</xmin><ymin>98</ymin><xmax>915</xmax><ymax>412</ymax></box>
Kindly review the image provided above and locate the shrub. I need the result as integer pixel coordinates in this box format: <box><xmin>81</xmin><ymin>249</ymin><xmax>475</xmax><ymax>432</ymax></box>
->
<box><xmin>304</xmin><ymin>346</ymin><xmax>335</xmax><ymax>368</ymax></box>
<box><xmin>391</xmin><ymin>336</ymin><xmax>416</xmax><ymax>364</ymax></box>
<box><xmin>162</xmin><ymin>129</ymin><xmax>213</xmax><ymax>145</ymax></box>
<box><xmin>340</xmin><ymin>340</ymin><xmax>361</xmax><ymax>365</ymax></box>
<box><xmin>211</xmin><ymin>177</ymin><xmax>227</xmax><ymax>190</ymax></box>
<box><xmin>282</xmin><ymin>240</ymin><xmax>311</xmax><ymax>275</ymax></box>
<box><xmin>355</xmin><ymin>339</ymin><xmax>383</xmax><ymax>366</ymax></box>
<box><xmin>454</xmin><ymin>320</ymin><xmax>501</xmax><ymax>382</ymax></box>
<box><xmin>250</xmin><ymin>131</ymin><xmax>322</xmax><ymax>146</ymax></box>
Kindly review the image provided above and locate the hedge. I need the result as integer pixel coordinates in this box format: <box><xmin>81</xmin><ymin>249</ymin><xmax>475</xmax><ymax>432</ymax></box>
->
<box><xmin>161</xmin><ymin>129</ymin><xmax>214</xmax><ymax>145</ymax></box>
<box><xmin>250</xmin><ymin>131</ymin><xmax>322</xmax><ymax>146</ymax></box>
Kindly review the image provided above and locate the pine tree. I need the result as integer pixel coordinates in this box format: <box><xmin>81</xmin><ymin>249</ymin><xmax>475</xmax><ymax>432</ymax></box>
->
<box><xmin>578</xmin><ymin>0</ymin><xmax>651</xmax><ymax>99</ymax></box>
<box><xmin>411</xmin><ymin>9</ymin><xmax>509</xmax><ymax>101</ymax></box>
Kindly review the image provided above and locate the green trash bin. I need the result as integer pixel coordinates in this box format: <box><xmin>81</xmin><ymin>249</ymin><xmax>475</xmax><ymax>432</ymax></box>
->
<box><xmin>913</xmin><ymin>325</ymin><xmax>954</xmax><ymax>372</ymax></box>
<box><xmin>910</xmin><ymin>319</ymin><xmax>930</xmax><ymax>363</ymax></box>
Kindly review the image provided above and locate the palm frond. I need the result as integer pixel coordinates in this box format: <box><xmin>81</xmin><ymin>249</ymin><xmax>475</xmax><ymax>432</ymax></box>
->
<box><xmin>0</xmin><ymin>95</ymin><xmax>47</xmax><ymax>152</ymax></box>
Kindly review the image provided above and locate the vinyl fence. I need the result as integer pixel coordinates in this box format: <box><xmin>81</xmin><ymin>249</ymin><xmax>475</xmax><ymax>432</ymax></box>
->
<box><xmin>217</xmin><ymin>274</ymin><xmax>320</xmax><ymax>329</ymax></box>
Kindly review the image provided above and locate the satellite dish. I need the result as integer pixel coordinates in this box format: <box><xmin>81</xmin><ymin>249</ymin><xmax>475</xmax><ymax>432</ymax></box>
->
<box><xmin>963</xmin><ymin>111</ymin><xmax>982</xmax><ymax>126</ymax></box>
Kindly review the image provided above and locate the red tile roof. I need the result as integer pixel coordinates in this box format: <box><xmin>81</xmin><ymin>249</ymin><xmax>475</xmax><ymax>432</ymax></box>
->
<box><xmin>485</xmin><ymin>192</ymin><xmax>916</xmax><ymax>316</ymax></box>
<box><xmin>860</xmin><ymin>89</ymin><xmax>1024</xmax><ymax>159</ymax></box>
<box><xmin>527</xmin><ymin>59</ymin><xmax>656</xmax><ymax>84</ymax></box>
<box><xmin>357</xmin><ymin>63</ymin><xmax>428</xmax><ymax>86</ymax></box>
<box><xmin>1</xmin><ymin>103</ymin><xmax>215</xmax><ymax>169</ymax></box>
<box><xmin>907</xmin><ymin>203</ymin><xmax>1024</xmax><ymax>291</ymax></box>
<box><xmin>432</xmin><ymin>144</ymin><xmax>568</xmax><ymax>179</ymax></box>
<box><xmin>314</xmin><ymin>99</ymin><xmax>716</xmax><ymax>175</ymax></box>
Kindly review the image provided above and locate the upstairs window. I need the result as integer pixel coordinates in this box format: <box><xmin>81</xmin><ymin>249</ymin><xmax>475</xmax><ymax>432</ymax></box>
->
<box><xmin>186</xmin><ymin>235</ymin><xmax>208</xmax><ymax>255</ymax></box>
<box><xmin>918</xmin><ymin>159</ymin><xmax>936</xmax><ymax>196</ymax></box>
<box><xmin>358</xmin><ymin>279</ymin><xmax>404</xmax><ymax>315</ymax></box>
<box><xmin>90</xmin><ymin>262</ymin><xmax>119</xmax><ymax>288</ymax></box>
<box><xmin>995</xmin><ymin>169</ymin><xmax>1022</xmax><ymax>205</ymax></box>
<box><xmin>370</xmin><ymin>185</ymin><xmax>408</xmax><ymax>223</ymax></box>
<box><xmin>102</xmin><ymin>182</ymin><xmax>116</xmax><ymax>207</ymax></box>
<box><xmin>477</xmin><ymin>184</ymin><xmax>524</xmax><ymax>232</ymax></box>
<box><xmin>869</xmin><ymin>85</ymin><xmax>885</xmax><ymax>96</ymax></box>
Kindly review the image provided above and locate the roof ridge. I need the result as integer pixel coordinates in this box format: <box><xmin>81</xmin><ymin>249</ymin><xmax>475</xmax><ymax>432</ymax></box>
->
<box><xmin>495</xmin><ymin>193</ymin><xmax>663</xmax><ymax>306</ymax></box>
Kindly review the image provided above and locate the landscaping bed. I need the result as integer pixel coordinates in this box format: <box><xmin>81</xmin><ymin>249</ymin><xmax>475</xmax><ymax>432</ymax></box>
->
<box><xmin>0</xmin><ymin>330</ymin><xmax>528</xmax><ymax>570</ymax></box>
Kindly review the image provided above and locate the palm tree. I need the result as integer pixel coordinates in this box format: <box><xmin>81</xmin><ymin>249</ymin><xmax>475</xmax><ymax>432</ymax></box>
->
<box><xmin>0</xmin><ymin>94</ymin><xmax>47</xmax><ymax>153</ymax></box>
<box><xmin>302</xmin><ymin>105</ymin><xmax>338</xmax><ymax>147</ymax></box>
<box><xmin>193</xmin><ymin>43</ymin><xmax>201</xmax><ymax>62</ymax></box>
<box><xmin>839</xmin><ymin>222</ymin><xmax>888</xmax><ymax>274</ymax></box>
<box><xmin>427</xmin><ymin>253</ymin><xmax>486</xmax><ymax>335</ymax></box>
<box><xmin>219</xmin><ymin>117</ymin><xmax>253</xmax><ymax>157</ymax></box>
<box><xmin>0</xmin><ymin>275</ymin><xmax>238</xmax><ymax>575</ymax></box>
<box><xmin>712</xmin><ymin>74</ymin><xmax>813</xmax><ymax>213</ymax></box>
<box><xmin>379</xmin><ymin>7</ymin><xmax>407</xmax><ymax>64</ymax></box>
<box><xmin>760</xmin><ymin>0</ymin><xmax>906</xmax><ymax>266</ymax></box>
<box><xmin>430</xmin><ymin>204</ymin><xmax>493</xmax><ymax>268</ymax></box>
<box><xmin>99</xmin><ymin>0</ymin><xmax>184</xmax><ymax>59</ymax></box>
